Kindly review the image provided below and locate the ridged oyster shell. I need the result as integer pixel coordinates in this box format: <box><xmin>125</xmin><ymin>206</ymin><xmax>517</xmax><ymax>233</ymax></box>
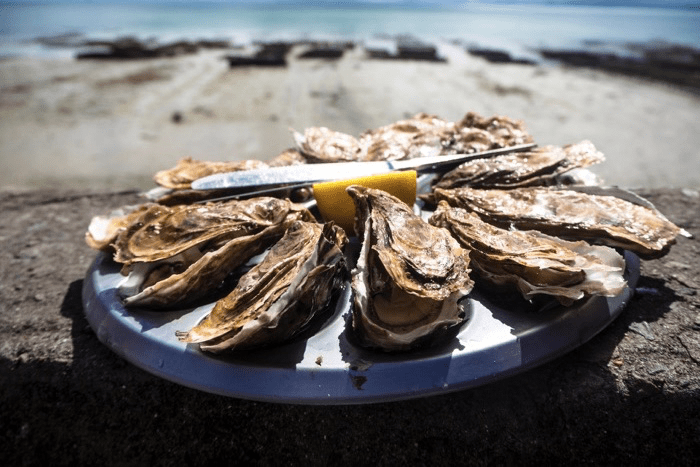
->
<box><xmin>146</xmin><ymin>150</ymin><xmax>308</xmax><ymax>205</ymax></box>
<box><xmin>429</xmin><ymin>202</ymin><xmax>627</xmax><ymax>305</ymax></box>
<box><xmin>432</xmin><ymin>186</ymin><xmax>683</xmax><ymax>259</ymax></box>
<box><xmin>347</xmin><ymin>186</ymin><xmax>474</xmax><ymax>352</ymax></box>
<box><xmin>359</xmin><ymin>113</ymin><xmax>454</xmax><ymax>161</ymax></box>
<box><xmin>292</xmin><ymin>112</ymin><xmax>533</xmax><ymax>163</ymax></box>
<box><xmin>433</xmin><ymin>140</ymin><xmax>604</xmax><ymax>191</ymax></box>
<box><xmin>85</xmin><ymin>204</ymin><xmax>149</xmax><ymax>251</ymax></box>
<box><xmin>361</xmin><ymin>112</ymin><xmax>533</xmax><ymax>161</ymax></box>
<box><xmin>112</xmin><ymin>197</ymin><xmax>311</xmax><ymax>264</ymax></box>
<box><xmin>267</xmin><ymin>148</ymin><xmax>307</xmax><ymax>167</ymax></box>
<box><xmin>86</xmin><ymin>197</ymin><xmax>314</xmax><ymax>308</ymax></box>
<box><xmin>293</xmin><ymin>126</ymin><xmax>364</xmax><ymax>163</ymax></box>
<box><xmin>153</xmin><ymin>157</ymin><xmax>268</xmax><ymax>190</ymax></box>
<box><xmin>176</xmin><ymin>221</ymin><xmax>348</xmax><ymax>352</ymax></box>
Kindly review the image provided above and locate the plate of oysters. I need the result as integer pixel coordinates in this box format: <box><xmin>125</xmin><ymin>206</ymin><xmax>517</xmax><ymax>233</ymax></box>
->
<box><xmin>82</xmin><ymin>112</ymin><xmax>685</xmax><ymax>404</ymax></box>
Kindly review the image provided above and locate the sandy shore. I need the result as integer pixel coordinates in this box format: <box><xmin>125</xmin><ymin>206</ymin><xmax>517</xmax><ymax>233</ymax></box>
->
<box><xmin>2</xmin><ymin>42</ymin><xmax>700</xmax><ymax>190</ymax></box>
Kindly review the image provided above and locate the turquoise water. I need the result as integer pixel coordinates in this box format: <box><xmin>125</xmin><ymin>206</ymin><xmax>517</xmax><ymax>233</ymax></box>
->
<box><xmin>1</xmin><ymin>3</ymin><xmax>699</xmax><ymax>57</ymax></box>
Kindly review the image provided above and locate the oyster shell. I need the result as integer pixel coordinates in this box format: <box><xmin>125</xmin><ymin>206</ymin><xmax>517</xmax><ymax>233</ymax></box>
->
<box><xmin>144</xmin><ymin>187</ymin><xmax>248</xmax><ymax>206</ymax></box>
<box><xmin>267</xmin><ymin>148</ymin><xmax>308</xmax><ymax>167</ymax></box>
<box><xmin>86</xmin><ymin>197</ymin><xmax>314</xmax><ymax>308</ymax></box>
<box><xmin>432</xmin><ymin>186</ymin><xmax>683</xmax><ymax>259</ymax></box>
<box><xmin>85</xmin><ymin>204</ymin><xmax>149</xmax><ymax>252</ymax></box>
<box><xmin>455</xmin><ymin>111</ymin><xmax>533</xmax><ymax>150</ymax></box>
<box><xmin>347</xmin><ymin>185</ymin><xmax>474</xmax><ymax>352</ymax></box>
<box><xmin>293</xmin><ymin>127</ymin><xmax>364</xmax><ymax>163</ymax></box>
<box><xmin>361</xmin><ymin>112</ymin><xmax>535</xmax><ymax>161</ymax></box>
<box><xmin>433</xmin><ymin>140</ymin><xmax>604</xmax><ymax>191</ymax></box>
<box><xmin>112</xmin><ymin>197</ymin><xmax>311</xmax><ymax>264</ymax></box>
<box><xmin>429</xmin><ymin>202</ymin><xmax>626</xmax><ymax>305</ymax></box>
<box><xmin>153</xmin><ymin>157</ymin><xmax>268</xmax><ymax>190</ymax></box>
<box><xmin>360</xmin><ymin>113</ymin><xmax>451</xmax><ymax>161</ymax></box>
<box><xmin>176</xmin><ymin>221</ymin><xmax>348</xmax><ymax>352</ymax></box>
<box><xmin>293</xmin><ymin>112</ymin><xmax>534</xmax><ymax>164</ymax></box>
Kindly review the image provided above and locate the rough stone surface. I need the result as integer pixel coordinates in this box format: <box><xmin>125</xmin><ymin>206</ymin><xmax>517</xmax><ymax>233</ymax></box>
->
<box><xmin>1</xmin><ymin>188</ymin><xmax>699</xmax><ymax>465</ymax></box>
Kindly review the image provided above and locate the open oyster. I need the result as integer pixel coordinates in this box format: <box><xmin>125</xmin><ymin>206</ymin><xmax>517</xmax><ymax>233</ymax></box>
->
<box><xmin>292</xmin><ymin>115</ymin><xmax>447</xmax><ymax>163</ymax></box>
<box><xmin>147</xmin><ymin>149</ymin><xmax>309</xmax><ymax>205</ymax></box>
<box><xmin>293</xmin><ymin>127</ymin><xmax>364</xmax><ymax>163</ymax></box>
<box><xmin>360</xmin><ymin>113</ymin><xmax>452</xmax><ymax>161</ymax></box>
<box><xmin>267</xmin><ymin>148</ymin><xmax>308</xmax><ymax>167</ymax></box>
<box><xmin>454</xmin><ymin>111</ymin><xmax>533</xmax><ymax>150</ymax></box>
<box><xmin>293</xmin><ymin>112</ymin><xmax>534</xmax><ymax>164</ymax></box>
<box><xmin>176</xmin><ymin>221</ymin><xmax>348</xmax><ymax>352</ymax></box>
<box><xmin>85</xmin><ymin>204</ymin><xmax>150</xmax><ymax>251</ymax></box>
<box><xmin>432</xmin><ymin>140</ymin><xmax>604</xmax><ymax>191</ymax></box>
<box><xmin>145</xmin><ymin>157</ymin><xmax>272</xmax><ymax>205</ymax></box>
<box><xmin>144</xmin><ymin>187</ymin><xmax>250</xmax><ymax>206</ymax></box>
<box><xmin>86</xmin><ymin>197</ymin><xmax>314</xmax><ymax>308</ymax></box>
<box><xmin>362</xmin><ymin>112</ymin><xmax>534</xmax><ymax>161</ymax></box>
<box><xmin>347</xmin><ymin>185</ymin><xmax>474</xmax><ymax>352</ymax></box>
<box><xmin>432</xmin><ymin>186</ymin><xmax>684</xmax><ymax>259</ymax></box>
<box><xmin>429</xmin><ymin>202</ymin><xmax>626</xmax><ymax>305</ymax></box>
<box><xmin>153</xmin><ymin>157</ymin><xmax>268</xmax><ymax>190</ymax></box>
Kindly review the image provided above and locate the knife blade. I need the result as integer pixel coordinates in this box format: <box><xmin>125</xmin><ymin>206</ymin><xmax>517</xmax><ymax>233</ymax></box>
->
<box><xmin>191</xmin><ymin>143</ymin><xmax>536</xmax><ymax>191</ymax></box>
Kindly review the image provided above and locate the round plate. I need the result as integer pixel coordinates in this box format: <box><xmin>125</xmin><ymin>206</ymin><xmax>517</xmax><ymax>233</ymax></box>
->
<box><xmin>82</xmin><ymin>248</ymin><xmax>638</xmax><ymax>404</ymax></box>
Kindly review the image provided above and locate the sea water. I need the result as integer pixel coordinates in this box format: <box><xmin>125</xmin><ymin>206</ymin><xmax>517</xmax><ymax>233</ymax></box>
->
<box><xmin>1</xmin><ymin>2</ymin><xmax>699</xmax><ymax>59</ymax></box>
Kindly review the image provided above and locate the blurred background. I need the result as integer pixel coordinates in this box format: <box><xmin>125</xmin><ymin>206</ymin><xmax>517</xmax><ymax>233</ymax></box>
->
<box><xmin>1</xmin><ymin>0</ymin><xmax>699</xmax><ymax>190</ymax></box>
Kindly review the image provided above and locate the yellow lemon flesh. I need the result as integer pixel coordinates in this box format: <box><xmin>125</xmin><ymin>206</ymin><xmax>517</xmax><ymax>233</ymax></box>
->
<box><xmin>313</xmin><ymin>170</ymin><xmax>417</xmax><ymax>235</ymax></box>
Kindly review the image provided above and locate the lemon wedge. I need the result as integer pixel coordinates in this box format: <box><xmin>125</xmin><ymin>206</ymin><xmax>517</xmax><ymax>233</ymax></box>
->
<box><xmin>313</xmin><ymin>170</ymin><xmax>417</xmax><ymax>235</ymax></box>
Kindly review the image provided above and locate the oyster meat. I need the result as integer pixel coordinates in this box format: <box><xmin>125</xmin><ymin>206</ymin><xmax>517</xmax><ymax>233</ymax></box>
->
<box><xmin>86</xmin><ymin>197</ymin><xmax>314</xmax><ymax>308</ymax></box>
<box><xmin>347</xmin><ymin>185</ymin><xmax>474</xmax><ymax>352</ymax></box>
<box><xmin>176</xmin><ymin>221</ymin><xmax>348</xmax><ymax>352</ymax></box>
<box><xmin>433</xmin><ymin>140</ymin><xmax>604</xmax><ymax>191</ymax></box>
<box><xmin>429</xmin><ymin>202</ymin><xmax>626</xmax><ymax>305</ymax></box>
<box><xmin>432</xmin><ymin>186</ymin><xmax>683</xmax><ymax>259</ymax></box>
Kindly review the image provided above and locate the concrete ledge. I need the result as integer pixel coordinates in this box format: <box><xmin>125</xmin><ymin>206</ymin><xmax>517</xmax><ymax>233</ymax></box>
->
<box><xmin>1</xmin><ymin>188</ymin><xmax>698</xmax><ymax>464</ymax></box>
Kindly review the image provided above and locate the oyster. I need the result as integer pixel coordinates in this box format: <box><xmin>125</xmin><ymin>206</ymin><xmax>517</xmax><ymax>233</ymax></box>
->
<box><xmin>432</xmin><ymin>186</ymin><xmax>683</xmax><ymax>259</ymax></box>
<box><xmin>455</xmin><ymin>111</ymin><xmax>533</xmax><ymax>150</ymax></box>
<box><xmin>433</xmin><ymin>140</ymin><xmax>604</xmax><ymax>191</ymax></box>
<box><xmin>360</xmin><ymin>113</ymin><xmax>451</xmax><ymax>161</ymax></box>
<box><xmin>293</xmin><ymin>127</ymin><xmax>364</xmax><ymax>163</ymax></box>
<box><xmin>429</xmin><ymin>202</ymin><xmax>626</xmax><ymax>305</ymax></box>
<box><xmin>144</xmin><ymin>187</ymin><xmax>248</xmax><ymax>206</ymax></box>
<box><xmin>362</xmin><ymin>112</ymin><xmax>535</xmax><ymax>161</ymax></box>
<box><xmin>153</xmin><ymin>157</ymin><xmax>268</xmax><ymax>190</ymax></box>
<box><xmin>293</xmin><ymin>112</ymin><xmax>534</xmax><ymax>164</ymax></box>
<box><xmin>267</xmin><ymin>148</ymin><xmax>308</xmax><ymax>167</ymax></box>
<box><xmin>347</xmin><ymin>185</ymin><xmax>474</xmax><ymax>352</ymax></box>
<box><xmin>86</xmin><ymin>197</ymin><xmax>314</xmax><ymax>308</ymax></box>
<box><xmin>85</xmin><ymin>204</ymin><xmax>150</xmax><ymax>252</ymax></box>
<box><xmin>147</xmin><ymin>157</ymin><xmax>271</xmax><ymax>205</ymax></box>
<box><xmin>176</xmin><ymin>221</ymin><xmax>348</xmax><ymax>352</ymax></box>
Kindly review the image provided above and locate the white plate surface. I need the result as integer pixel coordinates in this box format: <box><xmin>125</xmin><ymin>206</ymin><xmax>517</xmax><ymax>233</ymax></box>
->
<box><xmin>82</xmin><ymin>249</ymin><xmax>639</xmax><ymax>404</ymax></box>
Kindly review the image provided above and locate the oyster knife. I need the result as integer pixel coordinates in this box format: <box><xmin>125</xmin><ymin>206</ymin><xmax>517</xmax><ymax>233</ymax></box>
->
<box><xmin>191</xmin><ymin>143</ymin><xmax>536</xmax><ymax>191</ymax></box>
